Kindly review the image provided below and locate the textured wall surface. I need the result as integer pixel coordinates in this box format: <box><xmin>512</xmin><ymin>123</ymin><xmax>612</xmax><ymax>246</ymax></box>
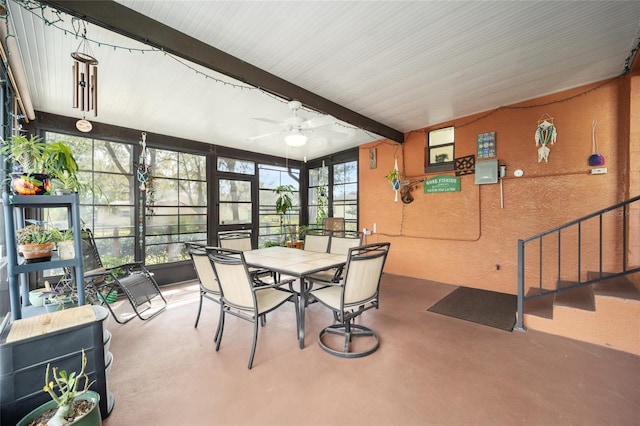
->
<box><xmin>360</xmin><ymin>77</ymin><xmax>634</xmax><ymax>294</ymax></box>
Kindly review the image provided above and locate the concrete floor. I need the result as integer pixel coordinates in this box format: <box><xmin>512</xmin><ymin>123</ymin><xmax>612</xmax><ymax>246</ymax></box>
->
<box><xmin>102</xmin><ymin>274</ymin><xmax>640</xmax><ymax>426</ymax></box>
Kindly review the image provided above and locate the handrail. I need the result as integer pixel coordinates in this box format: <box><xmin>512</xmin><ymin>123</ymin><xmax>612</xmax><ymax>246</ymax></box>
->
<box><xmin>515</xmin><ymin>195</ymin><xmax>640</xmax><ymax>331</ymax></box>
<box><xmin>519</xmin><ymin>194</ymin><xmax>640</xmax><ymax>243</ymax></box>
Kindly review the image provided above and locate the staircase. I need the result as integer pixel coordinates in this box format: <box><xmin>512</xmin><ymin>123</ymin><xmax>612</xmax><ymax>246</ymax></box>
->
<box><xmin>516</xmin><ymin>195</ymin><xmax>640</xmax><ymax>356</ymax></box>
<box><xmin>522</xmin><ymin>272</ymin><xmax>640</xmax><ymax>355</ymax></box>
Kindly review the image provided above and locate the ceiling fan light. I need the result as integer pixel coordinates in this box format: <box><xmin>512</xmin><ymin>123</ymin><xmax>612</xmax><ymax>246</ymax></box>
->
<box><xmin>285</xmin><ymin>132</ymin><xmax>307</xmax><ymax>146</ymax></box>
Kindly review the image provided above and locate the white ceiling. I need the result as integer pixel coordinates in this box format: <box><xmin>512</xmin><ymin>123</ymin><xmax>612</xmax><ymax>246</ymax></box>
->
<box><xmin>5</xmin><ymin>1</ymin><xmax>640</xmax><ymax>161</ymax></box>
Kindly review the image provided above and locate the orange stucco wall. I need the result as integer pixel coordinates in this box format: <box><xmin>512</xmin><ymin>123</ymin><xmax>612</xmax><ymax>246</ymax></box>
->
<box><xmin>360</xmin><ymin>76</ymin><xmax>634</xmax><ymax>294</ymax></box>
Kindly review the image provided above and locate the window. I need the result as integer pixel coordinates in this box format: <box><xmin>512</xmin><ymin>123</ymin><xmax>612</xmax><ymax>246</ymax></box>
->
<box><xmin>145</xmin><ymin>148</ymin><xmax>207</xmax><ymax>264</ymax></box>
<box><xmin>258</xmin><ymin>164</ymin><xmax>300</xmax><ymax>246</ymax></box>
<box><xmin>426</xmin><ymin>126</ymin><xmax>454</xmax><ymax>172</ymax></box>
<box><xmin>308</xmin><ymin>166</ymin><xmax>328</xmax><ymax>227</ymax></box>
<box><xmin>44</xmin><ymin>132</ymin><xmax>135</xmax><ymax>267</ymax></box>
<box><xmin>332</xmin><ymin>161</ymin><xmax>358</xmax><ymax>231</ymax></box>
<box><xmin>307</xmin><ymin>158</ymin><xmax>358</xmax><ymax>232</ymax></box>
<box><xmin>42</xmin><ymin>132</ymin><xmax>207</xmax><ymax>267</ymax></box>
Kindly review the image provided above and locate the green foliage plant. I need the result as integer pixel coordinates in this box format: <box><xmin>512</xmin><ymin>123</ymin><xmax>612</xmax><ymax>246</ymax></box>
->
<box><xmin>0</xmin><ymin>134</ymin><xmax>47</xmax><ymax>173</ymax></box>
<box><xmin>16</xmin><ymin>224</ymin><xmax>61</xmax><ymax>245</ymax></box>
<box><xmin>42</xmin><ymin>349</ymin><xmax>94</xmax><ymax>426</ymax></box>
<box><xmin>274</xmin><ymin>184</ymin><xmax>295</xmax><ymax>243</ymax></box>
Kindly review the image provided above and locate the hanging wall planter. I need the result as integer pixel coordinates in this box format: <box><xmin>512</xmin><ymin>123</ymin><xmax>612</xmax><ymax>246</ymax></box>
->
<box><xmin>385</xmin><ymin>159</ymin><xmax>402</xmax><ymax>202</ymax></box>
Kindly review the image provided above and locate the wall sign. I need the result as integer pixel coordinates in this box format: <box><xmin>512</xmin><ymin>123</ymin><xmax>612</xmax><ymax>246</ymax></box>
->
<box><xmin>477</xmin><ymin>132</ymin><xmax>496</xmax><ymax>158</ymax></box>
<box><xmin>424</xmin><ymin>175</ymin><xmax>461</xmax><ymax>193</ymax></box>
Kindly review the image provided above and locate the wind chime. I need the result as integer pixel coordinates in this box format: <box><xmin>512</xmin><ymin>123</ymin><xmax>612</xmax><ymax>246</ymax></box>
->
<box><xmin>71</xmin><ymin>19</ymin><xmax>98</xmax><ymax>132</ymax></box>
<box><xmin>137</xmin><ymin>132</ymin><xmax>150</xmax><ymax>249</ymax></box>
<box><xmin>534</xmin><ymin>113</ymin><xmax>557</xmax><ymax>162</ymax></box>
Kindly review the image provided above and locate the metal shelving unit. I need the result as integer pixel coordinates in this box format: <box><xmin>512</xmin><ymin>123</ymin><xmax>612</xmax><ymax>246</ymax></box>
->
<box><xmin>2</xmin><ymin>192</ymin><xmax>85</xmax><ymax>320</ymax></box>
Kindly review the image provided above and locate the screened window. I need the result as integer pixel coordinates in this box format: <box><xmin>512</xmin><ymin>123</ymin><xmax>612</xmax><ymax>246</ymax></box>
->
<box><xmin>44</xmin><ymin>132</ymin><xmax>135</xmax><ymax>267</ymax></box>
<box><xmin>258</xmin><ymin>164</ymin><xmax>300</xmax><ymax>246</ymax></box>
<box><xmin>308</xmin><ymin>166</ymin><xmax>328</xmax><ymax>227</ymax></box>
<box><xmin>332</xmin><ymin>161</ymin><xmax>358</xmax><ymax>231</ymax></box>
<box><xmin>217</xmin><ymin>156</ymin><xmax>255</xmax><ymax>175</ymax></box>
<box><xmin>145</xmin><ymin>148</ymin><xmax>207</xmax><ymax>264</ymax></box>
<box><xmin>426</xmin><ymin>126</ymin><xmax>455</xmax><ymax>172</ymax></box>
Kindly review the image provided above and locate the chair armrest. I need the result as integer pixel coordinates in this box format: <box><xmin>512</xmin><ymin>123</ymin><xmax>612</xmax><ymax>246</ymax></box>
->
<box><xmin>252</xmin><ymin>277</ymin><xmax>297</xmax><ymax>292</ymax></box>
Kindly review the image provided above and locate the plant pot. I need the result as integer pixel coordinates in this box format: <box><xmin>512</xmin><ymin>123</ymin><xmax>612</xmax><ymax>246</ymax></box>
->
<box><xmin>19</xmin><ymin>242</ymin><xmax>55</xmax><ymax>263</ymax></box>
<box><xmin>45</xmin><ymin>298</ymin><xmax>77</xmax><ymax>312</ymax></box>
<box><xmin>28</xmin><ymin>288</ymin><xmax>48</xmax><ymax>307</ymax></box>
<box><xmin>16</xmin><ymin>390</ymin><xmax>102</xmax><ymax>426</ymax></box>
<box><xmin>97</xmin><ymin>290</ymin><xmax>118</xmax><ymax>305</ymax></box>
<box><xmin>11</xmin><ymin>172</ymin><xmax>51</xmax><ymax>195</ymax></box>
<box><xmin>58</xmin><ymin>240</ymin><xmax>76</xmax><ymax>260</ymax></box>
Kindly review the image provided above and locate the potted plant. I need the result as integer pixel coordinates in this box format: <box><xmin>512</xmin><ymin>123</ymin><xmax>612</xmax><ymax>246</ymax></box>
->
<box><xmin>44</xmin><ymin>142</ymin><xmax>101</xmax><ymax>198</ymax></box>
<box><xmin>1</xmin><ymin>135</ymin><xmax>51</xmax><ymax>195</ymax></box>
<box><xmin>274</xmin><ymin>184</ymin><xmax>296</xmax><ymax>244</ymax></box>
<box><xmin>16</xmin><ymin>224</ymin><xmax>62</xmax><ymax>262</ymax></box>
<box><xmin>16</xmin><ymin>349</ymin><xmax>101</xmax><ymax>426</ymax></box>
<box><xmin>57</xmin><ymin>228</ymin><xmax>75</xmax><ymax>260</ymax></box>
<box><xmin>385</xmin><ymin>167</ymin><xmax>402</xmax><ymax>190</ymax></box>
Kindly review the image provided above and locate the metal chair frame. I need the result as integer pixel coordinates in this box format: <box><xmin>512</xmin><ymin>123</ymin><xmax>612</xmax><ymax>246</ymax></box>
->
<box><xmin>308</xmin><ymin>242</ymin><xmax>390</xmax><ymax>358</ymax></box>
<box><xmin>218</xmin><ymin>230</ymin><xmax>274</xmax><ymax>285</ymax></box>
<box><xmin>80</xmin><ymin>228</ymin><xmax>167</xmax><ymax>324</ymax></box>
<box><xmin>186</xmin><ymin>242</ymin><xmax>223</xmax><ymax>341</ymax></box>
<box><xmin>207</xmin><ymin>247</ymin><xmax>299</xmax><ymax>369</ymax></box>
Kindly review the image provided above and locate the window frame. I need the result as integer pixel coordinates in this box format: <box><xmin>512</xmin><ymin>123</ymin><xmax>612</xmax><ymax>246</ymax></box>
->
<box><xmin>425</xmin><ymin>126</ymin><xmax>455</xmax><ymax>173</ymax></box>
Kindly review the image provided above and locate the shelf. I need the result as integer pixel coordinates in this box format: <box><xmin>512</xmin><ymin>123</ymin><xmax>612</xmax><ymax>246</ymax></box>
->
<box><xmin>6</xmin><ymin>193</ymin><xmax>80</xmax><ymax>207</ymax></box>
<box><xmin>2</xmin><ymin>192</ymin><xmax>85</xmax><ymax>320</ymax></box>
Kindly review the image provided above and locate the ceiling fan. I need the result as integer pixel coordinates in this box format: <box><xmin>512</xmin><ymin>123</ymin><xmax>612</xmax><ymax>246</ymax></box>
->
<box><xmin>248</xmin><ymin>100</ymin><xmax>338</xmax><ymax>146</ymax></box>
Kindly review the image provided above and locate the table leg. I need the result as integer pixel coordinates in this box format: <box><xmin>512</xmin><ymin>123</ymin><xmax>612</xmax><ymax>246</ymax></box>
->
<box><xmin>298</xmin><ymin>277</ymin><xmax>307</xmax><ymax>349</ymax></box>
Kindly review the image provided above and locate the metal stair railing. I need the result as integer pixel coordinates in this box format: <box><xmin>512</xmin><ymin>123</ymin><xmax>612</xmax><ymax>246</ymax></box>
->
<box><xmin>515</xmin><ymin>194</ymin><xmax>640</xmax><ymax>331</ymax></box>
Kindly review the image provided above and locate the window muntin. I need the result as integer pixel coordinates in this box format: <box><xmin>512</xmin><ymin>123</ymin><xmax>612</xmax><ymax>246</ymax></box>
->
<box><xmin>426</xmin><ymin>126</ymin><xmax>455</xmax><ymax>172</ymax></box>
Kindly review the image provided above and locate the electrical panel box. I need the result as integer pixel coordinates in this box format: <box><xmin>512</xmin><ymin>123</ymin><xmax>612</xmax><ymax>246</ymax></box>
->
<box><xmin>475</xmin><ymin>159</ymin><xmax>499</xmax><ymax>184</ymax></box>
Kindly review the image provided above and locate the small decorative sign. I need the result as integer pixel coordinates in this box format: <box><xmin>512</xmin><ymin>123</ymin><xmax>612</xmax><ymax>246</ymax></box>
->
<box><xmin>477</xmin><ymin>132</ymin><xmax>496</xmax><ymax>158</ymax></box>
<box><xmin>424</xmin><ymin>175</ymin><xmax>461</xmax><ymax>193</ymax></box>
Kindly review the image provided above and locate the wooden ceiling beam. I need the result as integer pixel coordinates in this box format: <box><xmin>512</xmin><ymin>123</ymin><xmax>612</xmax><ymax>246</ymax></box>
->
<box><xmin>38</xmin><ymin>0</ymin><xmax>405</xmax><ymax>143</ymax></box>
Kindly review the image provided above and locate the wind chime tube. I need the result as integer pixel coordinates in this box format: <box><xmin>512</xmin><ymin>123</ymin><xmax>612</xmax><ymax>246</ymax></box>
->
<box><xmin>500</xmin><ymin>178</ymin><xmax>504</xmax><ymax>209</ymax></box>
<box><xmin>72</xmin><ymin>62</ymin><xmax>78</xmax><ymax>108</ymax></box>
<box><xmin>92</xmin><ymin>66</ymin><xmax>98</xmax><ymax>116</ymax></box>
<box><xmin>79</xmin><ymin>71</ymin><xmax>85</xmax><ymax>111</ymax></box>
<box><xmin>84</xmin><ymin>62</ymin><xmax>90</xmax><ymax>111</ymax></box>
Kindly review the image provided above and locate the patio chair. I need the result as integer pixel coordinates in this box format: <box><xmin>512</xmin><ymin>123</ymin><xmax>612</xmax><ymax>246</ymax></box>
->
<box><xmin>207</xmin><ymin>247</ymin><xmax>299</xmax><ymax>369</ymax></box>
<box><xmin>305</xmin><ymin>230</ymin><xmax>363</xmax><ymax>284</ymax></box>
<box><xmin>323</xmin><ymin>217</ymin><xmax>345</xmax><ymax>233</ymax></box>
<box><xmin>308</xmin><ymin>242</ymin><xmax>390</xmax><ymax>358</ymax></box>
<box><xmin>302</xmin><ymin>228</ymin><xmax>331</xmax><ymax>252</ymax></box>
<box><xmin>186</xmin><ymin>242</ymin><xmax>223</xmax><ymax>341</ymax></box>
<box><xmin>81</xmin><ymin>228</ymin><xmax>167</xmax><ymax>324</ymax></box>
<box><xmin>218</xmin><ymin>230</ymin><xmax>273</xmax><ymax>284</ymax></box>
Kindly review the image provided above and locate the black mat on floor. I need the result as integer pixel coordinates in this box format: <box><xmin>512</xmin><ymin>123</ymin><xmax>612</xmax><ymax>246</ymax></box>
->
<box><xmin>427</xmin><ymin>286</ymin><xmax>517</xmax><ymax>331</ymax></box>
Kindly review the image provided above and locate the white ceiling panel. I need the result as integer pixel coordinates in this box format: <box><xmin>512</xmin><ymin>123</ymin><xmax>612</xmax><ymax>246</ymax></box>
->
<box><xmin>4</xmin><ymin>0</ymin><xmax>640</xmax><ymax>161</ymax></box>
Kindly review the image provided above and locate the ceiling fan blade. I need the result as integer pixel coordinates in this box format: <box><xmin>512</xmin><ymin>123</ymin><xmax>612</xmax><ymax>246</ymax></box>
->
<box><xmin>252</xmin><ymin>117</ymin><xmax>285</xmax><ymax>126</ymax></box>
<box><xmin>302</xmin><ymin>115</ymin><xmax>336</xmax><ymax>129</ymax></box>
<box><xmin>246</xmin><ymin>130</ymin><xmax>284</xmax><ymax>141</ymax></box>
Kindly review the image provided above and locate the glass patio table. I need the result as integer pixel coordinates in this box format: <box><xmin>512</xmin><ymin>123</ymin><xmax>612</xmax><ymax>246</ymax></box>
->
<box><xmin>244</xmin><ymin>246</ymin><xmax>346</xmax><ymax>349</ymax></box>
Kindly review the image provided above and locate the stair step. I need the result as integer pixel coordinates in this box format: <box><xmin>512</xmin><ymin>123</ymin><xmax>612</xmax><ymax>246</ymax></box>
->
<box><xmin>554</xmin><ymin>281</ymin><xmax>595</xmax><ymax>311</ymax></box>
<box><xmin>522</xmin><ymin>287</ymin><xmax>554</xmax><ymax>319</ymax></box>
<box><xmin>593</xmin><ymin>275</ymin><xmax>640</xmax><ymax>301</ymax></box>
